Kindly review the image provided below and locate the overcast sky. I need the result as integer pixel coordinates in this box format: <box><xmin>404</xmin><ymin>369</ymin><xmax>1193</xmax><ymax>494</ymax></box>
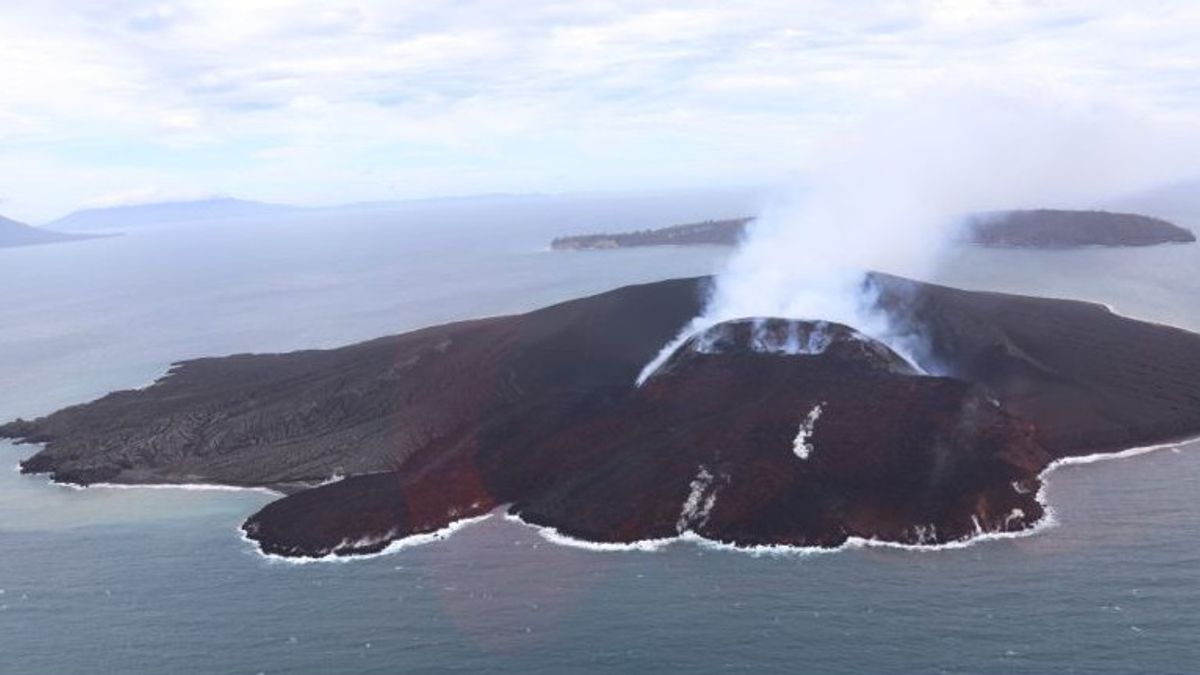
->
<box><xmin>3</xmin><ymin>1</ymin><xmax>1200</xmax><ymax>222</ymax></box>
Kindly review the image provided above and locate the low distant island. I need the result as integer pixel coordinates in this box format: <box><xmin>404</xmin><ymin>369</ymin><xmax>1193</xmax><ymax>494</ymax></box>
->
<box><xmin>551</xmin><ymin>217</ymin><xmax>753</xmax><ymax>250</ymax></box>
<box><xmin>41</xmin><ymin>193</ymin><xmax>539</xmax><ymax>232</ymax></box>
<box><xmin>45</xmin><ymin>197</ymin><xmax>300</xmax><ymax>232</ymax></box>
<box><xmin>0</xmin><ymin>214</ymin><xmax>105</xmax><ymax>249</ymax></box>
<box><xmin>551</xmin><ymin>209</ymin><xmax>1195</xmax><ymax>251</ymax></box>
<box><xmin>5</xmin><ymin>274</ymin><xmax>1200</xmax><ymax>559</ymax></box>
<box><xmin>965</xmin><ymin>209</ymin><xmax>1196</xmax><ymax>247</ymax></box>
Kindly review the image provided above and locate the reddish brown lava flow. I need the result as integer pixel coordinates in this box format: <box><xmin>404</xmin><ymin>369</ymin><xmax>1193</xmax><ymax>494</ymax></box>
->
<box><xmin>5</xmin><ymin>275</ymin><xmax>1200</xmax><ymax>558</ymax></box>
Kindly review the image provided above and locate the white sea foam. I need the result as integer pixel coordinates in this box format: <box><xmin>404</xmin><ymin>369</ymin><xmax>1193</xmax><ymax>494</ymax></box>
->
<box><xmin>8</xmin><ymin>443</ymin><xmax>282</xmax><ymax>496</ymax></box>
<box><xmin>497</xmin><ymin>434</ymin><xmax>1200</xmax><ymax>558</ymax></box>
<box><xmin>55</xmin><ymin>481</ymin><xmax>281</xmax><ymax>496</ymax></box>
<box><xmin>497</xmin><ymin>512</ymin><xmax>1024</xmax><ymax>558</ymax></box>
<box><xmin>242</xmin><ymin>512</ymin><xmax>495</xmax><ymax>565</ymax></box>
<box><xmin>1042</xmin><ymin>438</ymin><xmax>1192</xmax><ymax>469</ymax></box>
<box><xmin>502</xmin><ymin>511</ymin><xmax>677</xmax><ymax>552</ymax></box>
<box><xmin>26</xmin><ymin>436</ymin><xmax>1194</xmax><ymax>561</ymax></box>
<box><xmin>239</xmin><ymin>434</ymin><xmax>1197</xmax><ymax>562</ymax></box>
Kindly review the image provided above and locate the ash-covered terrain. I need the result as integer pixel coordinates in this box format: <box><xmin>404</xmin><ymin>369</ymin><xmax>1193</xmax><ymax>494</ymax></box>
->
<box><xmin>5</xmin><ymin>275</ymin><xmax>1200</xmax><ymax>558</ymax></box>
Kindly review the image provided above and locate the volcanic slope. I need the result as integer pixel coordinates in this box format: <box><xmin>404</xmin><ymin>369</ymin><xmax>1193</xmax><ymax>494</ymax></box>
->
<box><xmin>5</xmin><ymin>275</ymin><xmax>1200</xmax><ymax>557</ymax></box>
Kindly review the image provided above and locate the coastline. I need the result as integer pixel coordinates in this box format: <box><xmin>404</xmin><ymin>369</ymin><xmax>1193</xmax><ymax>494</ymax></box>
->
<box><xmin>239</xmin><ymin>513</ymin><xmax>497</xmax><ymax>565</ymax></box>
<box><xmin>8</xmin><ymin>275</ymin><xmax>1200</xmax><ymax>564</ymax></box>
<box><xmin>10</xmin><ymin>414</ymin><xmax>1194</xmax><ymax>564</ymax></box>
<box><xmin>8</xmin><ymin>449</ymin><xmax>286</xmax><ymax>497</ymax></box>
<box><xmin>237</xmin><ymin>432</ymin><xmax>1199</xmax><ymax>563</ymax></box>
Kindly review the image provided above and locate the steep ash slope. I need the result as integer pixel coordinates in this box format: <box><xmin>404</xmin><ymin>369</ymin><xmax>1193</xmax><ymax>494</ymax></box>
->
<box><xmin>870</xmin><ymin>273</ymin><xmax>1200</xmax><ymax>455</ymax></box>
<box><xmin>243</xmin><ymin>319</ymin><xmax>1049</xmax><ymax>557</ymax></box>
<box><xmin>4</xmin><ymin>278</ymin><xmax>705</xmax><ymax>487</ymax></box>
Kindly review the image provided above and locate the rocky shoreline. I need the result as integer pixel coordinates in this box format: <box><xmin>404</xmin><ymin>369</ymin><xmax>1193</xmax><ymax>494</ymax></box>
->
<box><xmin>5</xmin><ymin>275</ymin><xmax>1200</xmax><ymax>559</ymax></box>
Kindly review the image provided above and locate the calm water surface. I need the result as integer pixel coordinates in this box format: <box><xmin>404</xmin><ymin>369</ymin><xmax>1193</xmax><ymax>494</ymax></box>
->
<box><xmin>1</xmin><ymin>196</ymin><xmax>1198</xmax><ymax>673</ymax></box>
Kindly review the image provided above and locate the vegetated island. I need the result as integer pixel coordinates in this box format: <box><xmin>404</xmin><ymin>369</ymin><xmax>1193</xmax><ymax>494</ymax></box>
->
<box><xmin>965</xmin><ymin>209</ymin><xmax>1195</xmax><ymax>247</ymax></box>
<box><xmin>0</xmin><ymin>214</ymin><xmax>106</xmax><ymax>249</ymax></box>
<box><xmin>550</xmin><ymin>209</ymin><xmax>1195</xmax><ymax>251</ymax></box>
<box><xmin>4</xmin><ymin>275</ymin><xmax>1200</xmax><ymax>559</ymax></box>
<box><xmin>551</xmin><ymin>217</ymin><xmax>753</xmax><ymax>250</ymax></box>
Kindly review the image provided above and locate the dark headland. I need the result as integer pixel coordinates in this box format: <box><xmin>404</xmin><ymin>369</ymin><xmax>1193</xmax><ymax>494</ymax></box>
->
<box><xmin>5</xmin><ymin>275</ymin><xmax>1200</xmax><ymax>559</ymax></box>
<box><xmin>550</xmin><ymin>209</ymin><xmax>1195</xmax><ymax>251</ymax></box>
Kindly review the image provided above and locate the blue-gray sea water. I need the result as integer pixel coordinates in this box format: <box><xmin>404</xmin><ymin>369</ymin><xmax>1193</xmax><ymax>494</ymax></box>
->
<box><xmin>1</xmin><ymin>193</ymin><xmax>1198</xmax><ymax>674</ymax></box>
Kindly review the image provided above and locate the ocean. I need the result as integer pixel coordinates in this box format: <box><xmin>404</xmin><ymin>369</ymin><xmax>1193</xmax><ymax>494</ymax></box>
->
<box><xmin>1</xmin><ymin>193</ymin><xmax>1198</xmax><ymax>673</ymax></box>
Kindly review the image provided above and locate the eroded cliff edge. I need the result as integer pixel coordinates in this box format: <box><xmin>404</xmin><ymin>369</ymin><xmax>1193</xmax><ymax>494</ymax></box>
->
<box><xmin>4</xmin><ymin>275</ymin><xmax>1200</xmax><ymax>558</ymax></box>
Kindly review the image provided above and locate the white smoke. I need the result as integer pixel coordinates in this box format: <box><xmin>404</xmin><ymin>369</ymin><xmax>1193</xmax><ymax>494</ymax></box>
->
<box><xmin>638</xmin><ymin>84</ymin><xmax>1200</xmax><ymax>384</ymax></box>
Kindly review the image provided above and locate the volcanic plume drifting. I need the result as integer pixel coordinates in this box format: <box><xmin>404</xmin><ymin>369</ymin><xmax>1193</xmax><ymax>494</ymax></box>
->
<box><xmin>641</xmin><ymin>89</ymin><xmax>1200</xmax><ymax>383</ymax></box>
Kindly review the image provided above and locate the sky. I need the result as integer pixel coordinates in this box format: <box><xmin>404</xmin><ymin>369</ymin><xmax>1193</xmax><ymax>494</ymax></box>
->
<box><xmin>3</xmin><ymin>1</ymin><xmax>1200</xmax><ymax>222</ymax></box>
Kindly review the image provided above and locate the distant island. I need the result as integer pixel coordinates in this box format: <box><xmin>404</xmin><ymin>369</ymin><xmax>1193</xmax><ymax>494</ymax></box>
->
<box><xmin>46</xmin><ymin>197</ymin><xmax>300</xmax><ymax>232</ymax></box>
<box><xmin>551</xmin><ymin>217</ymin><xmax>753</xmax><ymax>250</ymax></box>
<box><xmin>551</xmin><ymin>209</ymin><xmax>1195</xmax><ymax>251</ymax></box>
<box><xmin>41</xmin><ymin>193</ymin><xmax>563</xmax><ymax>233</ymax></box>
<box><xmin>965</xmin><ymin>209</ymin><xmax>1195</xmax><ymax>247</ymax></box>
<box><xmin>0</xmin><ymin>214</ymin><xmax>105</xmax><ymax>248</ymax></box>
<box><xmin>5</xmin><ymin>275</ymin><xmax>1200</xmax><ymax>559</ymax></box>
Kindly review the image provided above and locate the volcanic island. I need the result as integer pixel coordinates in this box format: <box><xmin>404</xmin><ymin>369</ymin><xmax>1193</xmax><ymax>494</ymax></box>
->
<box><xmin>4</xmin><ymin>272</ymin><xmax>1200</xmax><ymax>559</ymax></box>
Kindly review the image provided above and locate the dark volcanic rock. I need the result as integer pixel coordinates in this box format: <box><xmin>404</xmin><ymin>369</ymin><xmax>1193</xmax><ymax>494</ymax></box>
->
<box><xmin>6</xmin><ymin>275</ymin><xmax>1200</xmax><ymax>558</ymax></box>
<box><xmin>239</xmin><ymin>317</ymin><xmax>1048</xmax><ymax>557</ymax></box>
<box><xmin>485</xmin><ymin>319</ymin><xmax>1048</xmax><ymax>549</ymax></box>
<box><xmin>868</xmin><ymin>273</ymin><xmax>1200</xmax><ymax>455</ymax></box>
<box><xmin>965</xmin><ymin>209</ymin><xmax>1194</xmax><ymax>248</ymax></box>
<box><xmin>5</xmin><ymin>278</ymin><xmax>706</xmax><ymax>489</ymax></box>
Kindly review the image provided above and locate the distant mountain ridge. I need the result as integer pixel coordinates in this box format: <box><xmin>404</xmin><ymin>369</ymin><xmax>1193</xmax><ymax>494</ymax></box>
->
<box><xmin>0</xmin><ymin>213</ymin><xmax>102</xmax><ymax>248</ymax></box>
<box><xmin>47</xmin><ymin>198</ymin><xmax>300</xmax><ymax>231</ymax></box>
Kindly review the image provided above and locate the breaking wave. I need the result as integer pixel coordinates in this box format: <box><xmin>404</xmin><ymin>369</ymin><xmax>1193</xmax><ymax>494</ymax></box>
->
<box><xmin>54</xmin><ymin>481</ymin><xmax>281</xmax><ymax>495</ymax></box>
<box><xmin>241</xmin><ymin>513</ymin><xmax>495</xmax><ymax>565</ymax></box>
<box><xmin>237</xmin><ymin>435</ymin><xmax>1198</xmax><ymax>563</ymax></box>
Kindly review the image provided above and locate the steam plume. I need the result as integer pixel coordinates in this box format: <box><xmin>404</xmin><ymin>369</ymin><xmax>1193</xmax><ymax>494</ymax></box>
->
<box><xmin>638</xmin><ymin>85</ymin><xmax>1200</xmax><ymax>384</ymax></box>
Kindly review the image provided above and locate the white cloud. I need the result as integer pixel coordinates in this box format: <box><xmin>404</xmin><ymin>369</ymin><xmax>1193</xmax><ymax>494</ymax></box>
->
<box><xmin>82</xmin><ymin>185</ymin><xmax>221</xmax><ymax>209</ymax></box>
<box><xmin>1</xmin><ymin>1</ymin><xmax>1199</xmax><ymax>221</ymax></box>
